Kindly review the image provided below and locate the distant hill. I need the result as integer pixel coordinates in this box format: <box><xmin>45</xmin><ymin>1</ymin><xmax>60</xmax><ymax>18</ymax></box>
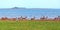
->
<box><xmin>0</xmin><ymin>7</ymin><xmax>60</xmax><ymax>10</ymax></box>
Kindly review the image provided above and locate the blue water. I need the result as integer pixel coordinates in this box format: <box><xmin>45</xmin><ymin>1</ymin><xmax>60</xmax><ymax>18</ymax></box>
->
<box><xmin>0</xmin><ymin>9</ymin><xmax>60</xmax><ymax>18</ymax></box>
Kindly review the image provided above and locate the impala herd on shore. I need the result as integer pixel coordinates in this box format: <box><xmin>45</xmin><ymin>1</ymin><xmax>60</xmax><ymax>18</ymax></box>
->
<box><xmin>0</xmin><ymin>16</ymin><xmax>60</xmax><ymax>21</ymax></box>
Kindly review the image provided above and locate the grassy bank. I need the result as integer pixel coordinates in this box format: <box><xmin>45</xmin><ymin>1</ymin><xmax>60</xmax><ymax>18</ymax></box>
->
<box><xmin>0</xmin><ymin>20</ymin><xmax>60</xmax><ymax>30</ymax></box>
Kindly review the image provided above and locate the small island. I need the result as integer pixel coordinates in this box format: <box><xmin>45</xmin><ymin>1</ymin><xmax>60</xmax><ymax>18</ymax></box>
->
<box><xmin>11</xmin><ymin>7</ymin><xmax>26</xmax><ymax>9</ymax></box>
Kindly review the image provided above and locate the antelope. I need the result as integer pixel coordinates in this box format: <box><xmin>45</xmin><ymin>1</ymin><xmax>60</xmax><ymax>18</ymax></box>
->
<box><xmin>18</xmin><ymin>16</ymin><xmax>23</xmax><ymax>20</ymax></box>
<box><xmin>54</xmin><ymin>16</ymin><xmax>60</xmax><ymax>21</ymax></box>
<box><xmin>18</xmin><ymin>16</ymin><xmax>27</xmax><ymax>20</ymax></box>
<box><xmin>9</xmin><ymin>18</ymin><xmax>17</xmax><ymax>21</ymax></box>
<box><xmin>22</xmin><ymin>16</ymin><xmax>27</xmax><ymax>20</ymax></box>
<box><xmin>1</xmin><ymin>17</ymin><xmax>8</xmax><ymax>20</ymax></box>
<box><xmin>40</xmin><ymin>16</ymin><xmax>48</xmax><ymax>20</ymax></box>
<box><xmin>31</xmin><ymin>16</ymin><xmax>35</xmax><ymax>20</ymax></box>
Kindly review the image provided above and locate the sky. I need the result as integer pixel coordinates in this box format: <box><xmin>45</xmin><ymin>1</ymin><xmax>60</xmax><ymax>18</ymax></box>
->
<box><xmin>0</xmin><ymin>0</ymin><xmax>60</xmax><ymax>8</ymax></box>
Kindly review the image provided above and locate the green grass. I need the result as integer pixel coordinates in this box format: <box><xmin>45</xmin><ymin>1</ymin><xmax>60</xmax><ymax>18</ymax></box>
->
<box><xmin>0</xmin><ymin>20</ymin><xmax>60</xmax><ymax>30</ymax></box>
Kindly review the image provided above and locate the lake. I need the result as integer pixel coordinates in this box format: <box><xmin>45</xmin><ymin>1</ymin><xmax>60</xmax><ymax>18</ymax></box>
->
<box><xmin>0</xmin><ymin>9</ymin><xmax>60</xmax><ymax>18</ymax></box>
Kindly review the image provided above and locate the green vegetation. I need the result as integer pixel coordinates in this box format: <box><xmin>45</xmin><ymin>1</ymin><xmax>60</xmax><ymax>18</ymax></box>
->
<box><xmin>0</xmin><ymin>20</ymin><xmax>60</xmax><ymax>30</ymax></box>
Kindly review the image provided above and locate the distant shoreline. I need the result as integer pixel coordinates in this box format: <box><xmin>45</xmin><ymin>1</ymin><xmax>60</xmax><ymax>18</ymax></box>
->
<box><xmin>0</xmin><ymin>7</ymin><xmax>60</xmax><ymax>10</ymax></box>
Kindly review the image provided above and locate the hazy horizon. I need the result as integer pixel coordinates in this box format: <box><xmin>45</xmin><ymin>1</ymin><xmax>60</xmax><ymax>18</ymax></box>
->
<box><xmin>0</xmin><ymin>0</ymin><xmax>60</xmax><ymax>9</ymax></box>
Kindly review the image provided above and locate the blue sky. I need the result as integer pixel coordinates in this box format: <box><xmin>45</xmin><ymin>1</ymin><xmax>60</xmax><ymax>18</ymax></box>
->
<box><xmin>0</xmin><ymin>0</ymin><xmax>60</xmax><ymax>8</ymax></box>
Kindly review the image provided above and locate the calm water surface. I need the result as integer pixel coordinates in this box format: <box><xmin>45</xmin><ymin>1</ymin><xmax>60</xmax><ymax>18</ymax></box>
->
<box><xmin>0</xmin><ymin>9</ymin><xmax>60</xmax><ymax>18</ymax></box>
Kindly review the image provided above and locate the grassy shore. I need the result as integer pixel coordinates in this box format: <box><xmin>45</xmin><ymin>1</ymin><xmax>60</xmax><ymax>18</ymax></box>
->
<box><xmin>0</xmin><ymin>20</ymin><xmax>60</xmax><ymax>30</ymax></box>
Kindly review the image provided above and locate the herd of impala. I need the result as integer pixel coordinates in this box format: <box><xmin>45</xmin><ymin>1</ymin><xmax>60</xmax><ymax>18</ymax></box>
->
<box><xmin>0</xmin><ymin>16</ymin><xmax>60</xmax><ymax>21</ymax></box>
